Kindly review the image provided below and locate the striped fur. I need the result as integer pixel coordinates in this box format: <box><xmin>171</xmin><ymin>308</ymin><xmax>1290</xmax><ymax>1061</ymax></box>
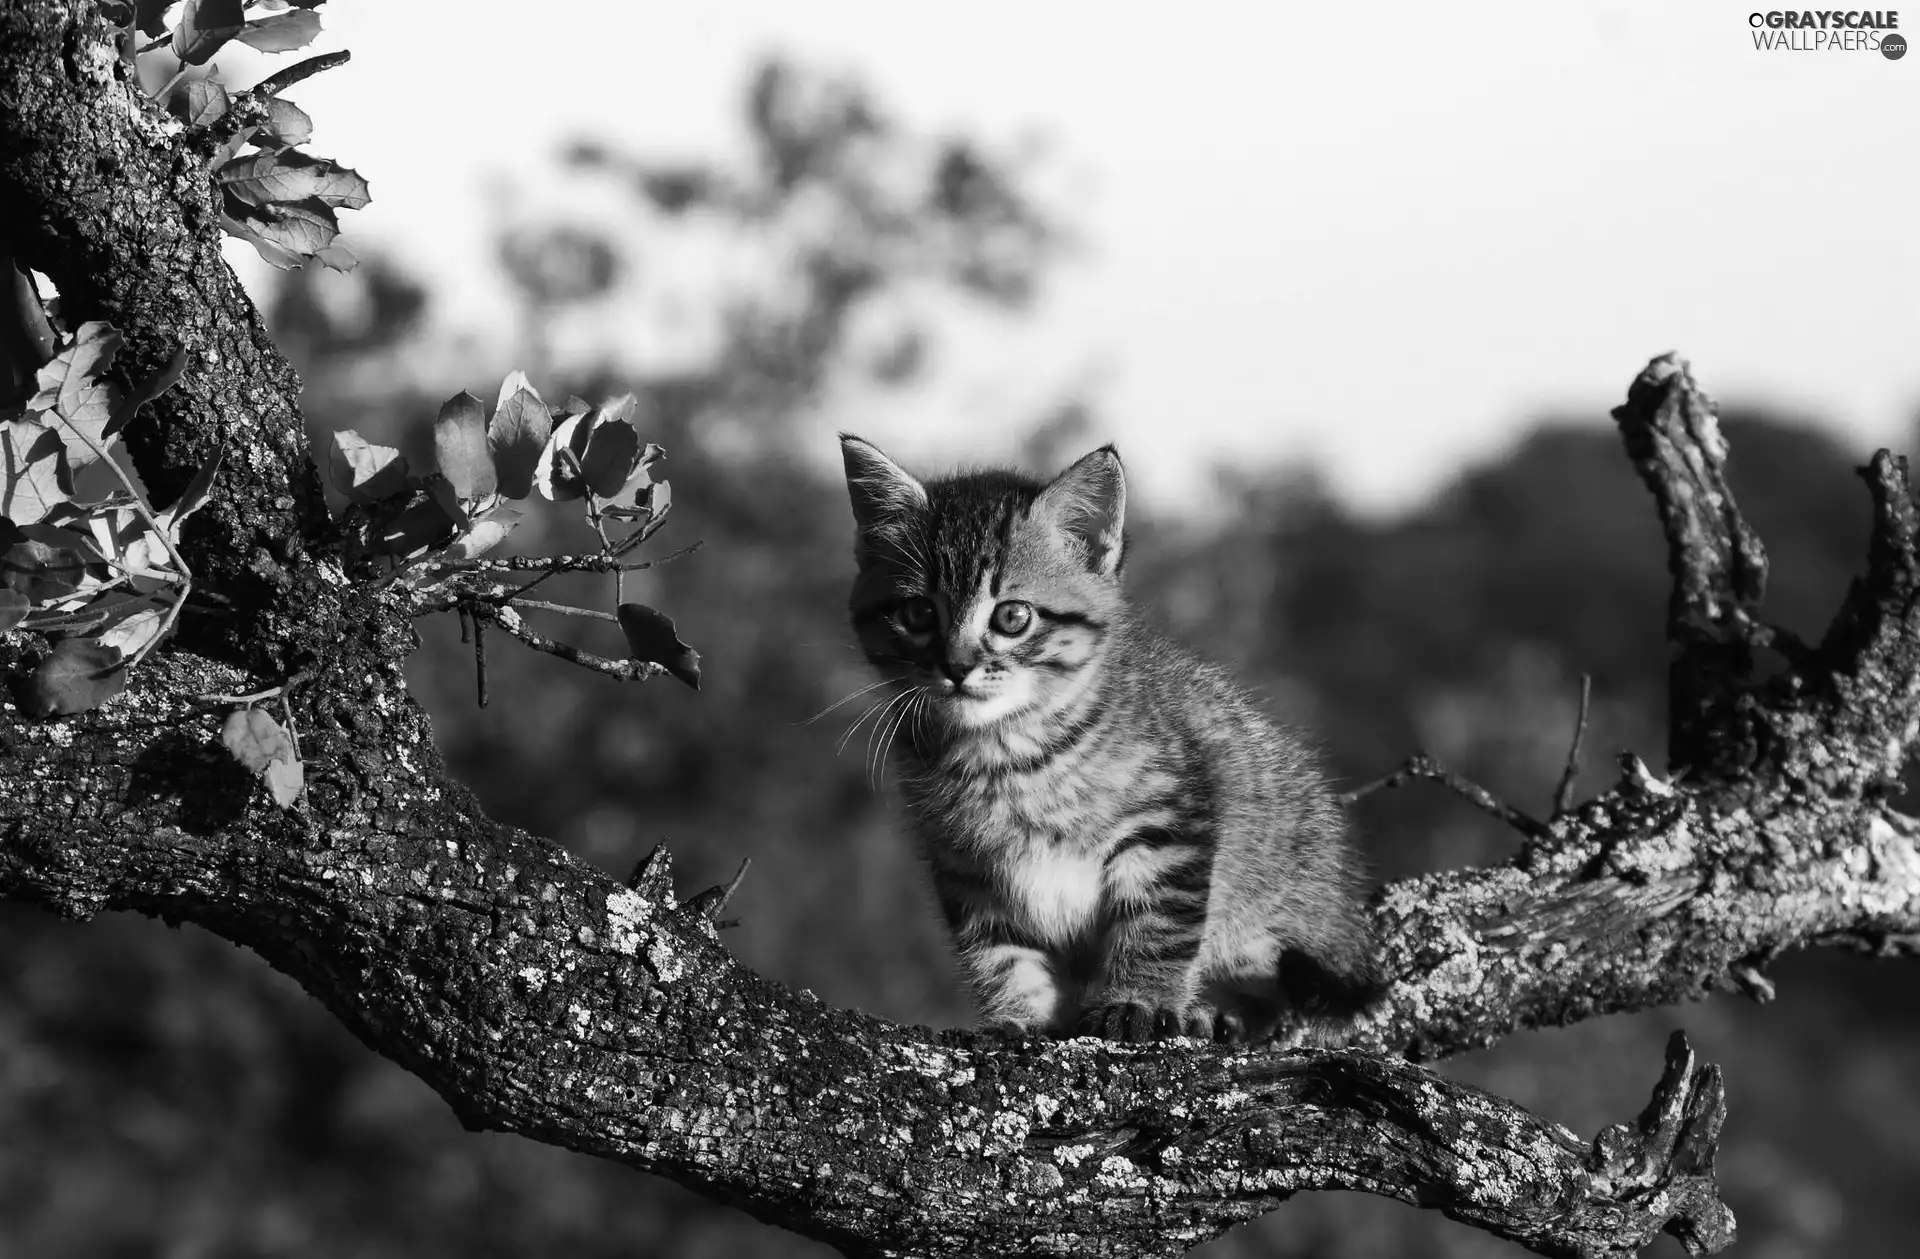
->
<box><xmin>839</xmin><ymin>436</ymin><xmax>1382</xmax><ymax>1044</ymax></box>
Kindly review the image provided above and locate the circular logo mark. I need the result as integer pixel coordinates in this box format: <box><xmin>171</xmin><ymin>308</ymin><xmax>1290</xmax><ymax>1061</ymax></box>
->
<box><xmin>1885</xmin><ymin>33</ymin><xmax>1909</xmax><ymax>59</ymax></box>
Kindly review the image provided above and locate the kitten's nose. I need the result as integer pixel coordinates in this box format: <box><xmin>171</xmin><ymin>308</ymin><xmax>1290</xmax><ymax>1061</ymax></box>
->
<box><xmin>939</xmin><ymin>659</ymin><xmax>974</xmax><ymax>686</ymax></box>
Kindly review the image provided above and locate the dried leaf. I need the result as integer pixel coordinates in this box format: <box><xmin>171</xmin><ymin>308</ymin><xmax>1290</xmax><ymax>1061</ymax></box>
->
<box><xmin>446</xmin><ymin>507</ymin><xmax>522</xmax><ymax>561</ymax></box>
<box><xmin>433</xmin><ymin>391</ymin><xmax>496</xmax><ymax>501</ymax></box>
<box><xmin>234</xmin><ymin>9</ymin><xmax>321</xmax><ymax>51</ymax></box>
<box><xmin>488</xmin><ymin>374</ymin><xmax>550</xmax><ymax>500</ymax></box>
<box><xmin>616</xmin><ymin>602</ymin><xmax>701</xmax><ymax>690</ymax></box>
<box><xmin>0</xmin><ymin>588</ymin><xmax>28</xmax><ymax>630</ymax></box>
<box><xmin>326</xmin><ymin>430</ymin><xmax>409</xmax><ymax>507</ymax></box>
<box><xmin>104</xmin><ymin>346</ymin><xmax>189</xmax><ymax>440</ymax></box>
<box><xmin>221</xmin><ymin>706</ymin><xmax>294</xmax><ymax>770</ymax></box>
<box><xmin>18</xmin><ymin>639</ymin><xmax>127</xmax><ymax>717</ymax></box>
<box><xmin>172</xmin><ymin>0</ymin><xmax>245</xmax><ymax>65</ymax></box>
<box><xmin>265</xmin><ymin>757</ymin><xmax>304</xmax><ymax>808</ymax></box>
<box><xmin>221</xmin><ymin>707</ymin><xmax>303</xmax><ymax>808</ymax></box>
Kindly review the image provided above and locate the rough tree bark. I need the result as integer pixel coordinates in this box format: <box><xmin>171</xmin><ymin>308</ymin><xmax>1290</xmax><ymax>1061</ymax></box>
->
<box><xmin>3</xmin><ymin>5</ymin><xmax>1916</xmax><ymax>1257</ymax></box>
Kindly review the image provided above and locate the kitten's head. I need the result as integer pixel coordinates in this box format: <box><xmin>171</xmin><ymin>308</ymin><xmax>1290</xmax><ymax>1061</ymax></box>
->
<box><xmin>840</xmin><ymin>434</ymin><xmax>1128</xmax><ymax>732</ymax></box>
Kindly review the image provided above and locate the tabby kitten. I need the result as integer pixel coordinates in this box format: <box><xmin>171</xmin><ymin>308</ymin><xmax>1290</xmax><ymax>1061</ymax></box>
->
<box><xmin>840</xmin><ymin>435</ymin><xmax>1382</xmax><ymax>1044</ymax></box>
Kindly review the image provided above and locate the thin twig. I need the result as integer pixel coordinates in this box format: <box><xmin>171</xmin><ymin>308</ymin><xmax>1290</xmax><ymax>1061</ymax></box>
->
<box><xmin>507</xmin><ymin>598</ymin><xmax>619</xmax><ymax>624</ymax></box>
<box><xmin>1552</xmin><ymin>673</ymin><xmax>1593</xmax><ymax>818</ymax></box>
<box><xmin>280</xmin><ymin>694</ymin><xmax>302</xmax><ymax>761</ymax></box>
<box><xmin>466</xmin><ymin>603</ymin><xmax>662</xmax><ymax>683</ymax></box>
<box><xmin>474</xmin><ymin>616</ymin><xmax>489</xmax><ymax>709</ymax></box>
<box><xmin>507</xmin><ymin>503</ymin><xmax>673</xmax><ymax>602</ymax></box>
<box><xmin>427</xmin><ymin>546</ymin><xmax>698</xmax><ymax>576</ymax></box>
<box><xmin>249</xmin><ymin>50</ymin><xmax>352</xmax><ymax>98</ymax></box>
<box><xmin>1342</xmin><ymin>751</ymin><xmax>1550</xmax><ymax>839</ymax></box>
<box><xmin>196</xmin><ymin>670</ymin><xmax>313</xmax><ymax>706</ymax></box>
<box><xmin>684</xmin><ymin>857</ymin><xmax>752</xmax><ymax>928</ymax></box>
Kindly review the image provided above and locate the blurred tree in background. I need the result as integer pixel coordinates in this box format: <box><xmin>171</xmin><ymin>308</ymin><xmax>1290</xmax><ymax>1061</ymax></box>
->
<box><xmin>4</xmin><ymin>54</ymin><xmax>1916</xmax><ymax>1259</ymax></box>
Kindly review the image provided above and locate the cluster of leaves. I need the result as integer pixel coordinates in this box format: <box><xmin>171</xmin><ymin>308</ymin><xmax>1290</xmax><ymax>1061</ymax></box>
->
<box><xmin>317</xmin><ymin>373</ymin><xmax>700</xmax><ymax>690</ymax></box>
<box><xmin>116</xmin><ymin>0</ymin><xmax>366</xmax><ymax>271</ymax></box>
<box><xmin>0</xmin><ymin>323</ymin><xmax>217</xmax><ymax>716</ymax></box>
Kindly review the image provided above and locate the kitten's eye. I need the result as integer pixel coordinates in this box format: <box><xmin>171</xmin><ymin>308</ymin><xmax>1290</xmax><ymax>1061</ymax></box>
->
<box><xmin>990</xmin><ymin>601</ymin><xmax>1033</xmax><ymax>636</ymax></box>
<box><xmin>897</xmin><ymin>597</ymin><xmax>938</xmax><ymax>634</ymax></box>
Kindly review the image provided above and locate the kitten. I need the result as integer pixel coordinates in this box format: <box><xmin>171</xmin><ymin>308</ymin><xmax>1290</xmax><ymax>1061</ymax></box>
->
<box><xmin>839</xmin><ymin>435</ymin><xmax>1383</xmax><ymax>1044</ymax></box>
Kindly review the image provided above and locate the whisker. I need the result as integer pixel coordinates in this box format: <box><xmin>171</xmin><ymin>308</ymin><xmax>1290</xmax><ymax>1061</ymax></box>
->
<box><xmin>836</xmin><ymin>693</ymin><xmax>898</xmax><ymax>756</ymax></box>
<box><xmin>871</xmin><ymin>691</ymin><xmax>917</xmax><ymax>791</ymax></box>
<box><xmin>866</xmin><ymin>689</ymin><xmax>915</xmax><ymax>787</ymax></box>
<box><xmin>798</xmin><ymin>677</ymin><xmax>894</xmax><ymax>726</ymax></box>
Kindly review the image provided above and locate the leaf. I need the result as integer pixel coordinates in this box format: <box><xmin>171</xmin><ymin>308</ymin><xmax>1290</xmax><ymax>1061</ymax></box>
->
<box><xmin>374</xmin><ymin>494</ymin><xmax>461</xmax><ymax>558</ymax></box>
<box><xmin>0</xmin><ymin>538</ymin><xmax>89</xmax><ymax>602</ymax></box>
<box><xmin>0</xmin><ymin>420</ymin><xmax>70</xmax><ymax>525</ymax></box>
<box><xmin>424</xmin><ymin>476</ymin><xmax>468</xmax><ymax>531</ymax></box>
<box><xmin>167</xmin><ymin>75</ymin><xmax>230</xmax><ymax>127</ymax></box>
<box><xmin>234</xmin><ymin>9</ymin><xmax>321</xmax><ymax>51</ymax></box>
<box><xmin>488</xmin><ymin>374</ymin><xmax>550</xmax><ymax>499</ymax></box>
<box><xmin>533</xmin><ymin>413</ymin><xmax>590</xmax><ymax>502</ymax></box>
<box><xmin>315</xmin><ymin>243</ymin><xmax>358</xmax><ymax>273</ymax></box>
<box><xmin>433</xmin><ymin>391</ymin><xmax>496</xmax><ymax>500</ymax></box>
<box><xmin>172</xmin><ymin>0</ymin><xmax>246</xmax><ymax>65</ymax></box>
<box><xmin>266</xmin><ymin>757</ymin><xmax>305</xmax><ymax>809</ymax></box>
<box><xmin>579</xmin><ymin>397</ymin><xmax>642</xmax><ymax>498</ymax></box>
<box><xmin>18</xmin><ymin>639</ymin><xmax>127</xmax><ymax>717</ymax></box>
<box><xmin>94</xmin><ymin>606</ymin><xmax>168</xmax><ymax>658</ymax></box>
<box><xmin>0</xmin><ymin>589</ymin><xmax>28</xmax><ymax>630</ymax></box>
<box><xmin>220</xmin><ymin>211</ymin><xmax>306</xmax><ymax>270</ymax></box>
<box><xmin>134</xmin><ymin>0</ymin><xmax>170</xmax><ymax>36</ymax></box>
<box><xmin>258</xmin><ymin>96</ymin><xmax>313</xmax><ymax>148</ymax></box>
<box><xmin>28</xmin><ymin>321</ymin><xmax>124</xmax><ymax>476</ymax></box>
<box><xmin>242</xmin><ymin>198</ymin><xmax>340</xmax><ymax>258</ymax></box>
<box><xmin>104</xmin><ymin>346</ymin><xmax>189</xmax><ymax>440</ymax></box>
<box><xmin>87</xmin><ymin>504</ymin><xmax>165</xmax><ymax>578</ymax></box>
<box><xmin>326</xmin><ymin>430</ymin><xmax>409</xmax><ymax>506</ymax></box>
<box><xmin>221</xmin><ymin>707</ymin><xmax>304</xmax><ymax>808</ymax></box>
<box><xmin>617</xmin><ymin>603</ymin><xmax>702</xmax><ymax>690</ymax></box>
<box><xmin>605</xmin><ymin>442</ymin><xmax>667</xmax><ymax>518</ymax></box>
<box><xmin>217</xmin><ymin>151</ymin><xmax>370</xmax><ymax>210</ymax></box>
<box><xmin>157</xmin><ymin>443</ymin><xmax>225</xmax><ymax>538</ymax></box>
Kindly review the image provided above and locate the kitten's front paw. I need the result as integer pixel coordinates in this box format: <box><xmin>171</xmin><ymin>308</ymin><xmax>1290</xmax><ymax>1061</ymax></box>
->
<box><xmin>1078</xmin><ymin>1001</ymin><xmax>1184</xmax><ymax>1043</ymax></box>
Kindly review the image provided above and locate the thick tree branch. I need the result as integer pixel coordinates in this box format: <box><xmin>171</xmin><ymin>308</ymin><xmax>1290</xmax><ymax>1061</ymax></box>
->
<box><xmin>2</xmin><ymin>9</ymin><xmax>1916</xmax><ymax>1258</ymax></box>
<box><xmin>0</xmin><ymin>657</ymin><xmax>1734</xmax><ymax>1259</ymax></box>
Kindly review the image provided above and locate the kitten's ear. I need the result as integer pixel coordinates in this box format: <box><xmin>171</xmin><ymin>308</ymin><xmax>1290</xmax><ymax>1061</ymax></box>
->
<box><xmin>1035</xmin><ymin>444</ymin><xmax>1126</xmax><ymax>576</ymax></box>
<box><xmin>840</xmin><ymin>434</ymin><xmax>928</xmax><ymax>534</ymax></box>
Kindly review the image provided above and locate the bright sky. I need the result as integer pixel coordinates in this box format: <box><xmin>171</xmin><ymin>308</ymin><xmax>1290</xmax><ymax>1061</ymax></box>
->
<box><xmin>232</xmin><ymin>1</ymin><xmax>1920</xmax><ymax>515</ymax></box>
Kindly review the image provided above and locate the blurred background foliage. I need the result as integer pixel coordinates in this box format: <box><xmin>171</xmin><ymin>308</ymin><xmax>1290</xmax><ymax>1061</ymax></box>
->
<box><xmin>5</xmin><ymin>55</ymin><xmax>1919</xmax><ymax>1259</ymax></box>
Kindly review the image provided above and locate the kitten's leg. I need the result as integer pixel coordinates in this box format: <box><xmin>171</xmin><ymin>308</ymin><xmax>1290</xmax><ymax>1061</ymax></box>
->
<box><xmin>957</xmin><ymin>929</ymin><xmax>1073</xmax><ymax>1034</ymax></box>
<box><xmin>935</xmin><ymin>867</ymin><xmax>1074</xmax><ymax>1034</ymax></box>
<box><xmin>1080</xmin><ymin>833</ymin><xmax>1213</xmax><ymax>1043</ymax></box>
